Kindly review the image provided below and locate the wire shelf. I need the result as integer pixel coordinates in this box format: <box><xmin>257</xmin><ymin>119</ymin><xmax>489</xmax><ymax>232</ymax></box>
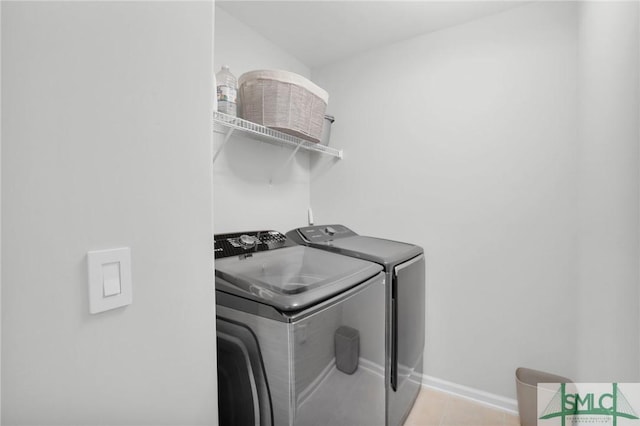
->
<box><xmin>213</xmin><ymin>112</ymin><xmax>343</xmax><ymax>159</ymax></box>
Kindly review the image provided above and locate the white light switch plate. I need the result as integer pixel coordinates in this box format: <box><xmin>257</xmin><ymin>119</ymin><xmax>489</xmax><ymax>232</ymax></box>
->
<box><xmin>88</xmin><ymin>248</ymin><xmax>132</xmax><ymax>314</ymax></box>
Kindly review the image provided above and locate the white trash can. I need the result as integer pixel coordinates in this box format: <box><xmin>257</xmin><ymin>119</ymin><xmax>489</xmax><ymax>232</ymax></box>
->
<box><xmin>515</xmin><ymin>367</ymin><xmax>572</xmax><ymax>426</ymax></box>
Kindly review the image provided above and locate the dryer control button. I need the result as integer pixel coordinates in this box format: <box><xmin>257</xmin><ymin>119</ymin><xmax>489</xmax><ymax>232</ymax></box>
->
<box><xmin>239</xmin><ymin>234</ymin><xmax>258</xmax><ymax>248</ymax></box>
<box><xmin>324</xmin><ymin>226</ymin><xmax>336</xmax><ymax>236</ymax></box>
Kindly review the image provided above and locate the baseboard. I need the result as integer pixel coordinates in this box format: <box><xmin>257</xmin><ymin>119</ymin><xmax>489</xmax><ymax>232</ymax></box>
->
<box><xmin>359</xmin><ymin>358</ymin><xmax>385</xmax><ymax>378</ymax></box>
<box><xmin>421</xmin><ymin>374</ymin><xmax>519</xmax><ymax>415</ymax></box>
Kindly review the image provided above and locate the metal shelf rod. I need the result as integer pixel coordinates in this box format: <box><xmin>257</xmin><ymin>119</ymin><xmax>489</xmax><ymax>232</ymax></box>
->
<box><xmin>212</xmin><ymin>127</ymin><xmax>234</xmax><ymax>165</ymax></box>
<box><xmin>270</xmin><ymin>142</ymin><xmax>303</xmax><ymax>184</ymax></box>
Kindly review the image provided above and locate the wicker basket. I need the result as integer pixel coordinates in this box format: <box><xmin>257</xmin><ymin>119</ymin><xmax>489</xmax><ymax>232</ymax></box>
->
<box><xmin>238</xmin><ymin>70</ymin><xmax>329</xmax><ymax>143</ymax></box>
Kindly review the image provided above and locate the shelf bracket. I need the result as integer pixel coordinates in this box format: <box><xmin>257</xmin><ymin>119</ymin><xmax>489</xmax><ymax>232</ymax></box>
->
<box><xmin>269</xmin><ymin>142</ymin><xmax>303</xmax><ymax>184</ymax></box>
<box><xmin>212</xmin><ymin>127</ymin><xmax>234</xmax><ymax>165</ymax></box>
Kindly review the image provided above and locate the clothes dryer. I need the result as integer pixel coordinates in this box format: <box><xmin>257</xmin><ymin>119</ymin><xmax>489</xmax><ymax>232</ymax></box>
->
<box><xmin>287</xmin><ymin>225</ymin><xmax>425</xmax><ymax>426</ymax></box>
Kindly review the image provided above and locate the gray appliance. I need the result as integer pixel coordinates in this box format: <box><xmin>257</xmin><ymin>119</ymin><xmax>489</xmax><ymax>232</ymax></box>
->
<box><xmin>286</xmin><ymin>225</ymin><xmax>425</xmax><ymax>426</ymax></box>
<box><xmin>215</xmin><ymin>230</ymin><xmax>386</xmax><ymax>426</ymax></box>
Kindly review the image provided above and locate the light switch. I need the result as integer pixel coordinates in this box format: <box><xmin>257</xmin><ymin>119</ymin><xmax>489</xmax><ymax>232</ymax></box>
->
<box><xmin>88</xmin><ymin>248</ymin><xmax>132</xmax><ymax>314</ymax></box>
<box><xmin>102</xmin><ymin>262</ymin><xmax>121</xmax><ymax>297</ymax></box>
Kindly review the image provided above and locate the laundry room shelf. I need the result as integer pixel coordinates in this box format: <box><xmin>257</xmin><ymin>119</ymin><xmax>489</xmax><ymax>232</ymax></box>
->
<box><xmin>212</xmin><ymin>112</ymin><xmax>343</xmax><ymax>162</ymax></box>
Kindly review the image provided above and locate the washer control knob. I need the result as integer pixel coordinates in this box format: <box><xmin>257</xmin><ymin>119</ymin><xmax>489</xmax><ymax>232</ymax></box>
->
<box><xmin>324</xmin><ymin>226</ymin><xmax>336</xmax><ymax>236</ymax></box>
<box><xmin>239</xmin><ymin>234</ymin><xmax>258</xmax><ymax>248</ymax></box>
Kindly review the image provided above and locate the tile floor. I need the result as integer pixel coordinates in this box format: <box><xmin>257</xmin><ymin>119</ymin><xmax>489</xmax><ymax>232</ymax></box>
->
<box><xmin>404</xmin><ymin>388</ymin><xmax>520</xmax><ymax>426</ymax></box>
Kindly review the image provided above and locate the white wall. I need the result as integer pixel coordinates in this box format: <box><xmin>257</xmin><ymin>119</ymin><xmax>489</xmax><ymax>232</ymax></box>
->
<box><xmin>2</xmin><ymin>2</ymin><xmax>217</xmax><ymax>424</ymax></box>
<box><xmin>311</xmin><ymin>2</ymin><xmax>583</xmax><ymax>399</ymax></box>
<box><xmin>0</xmin><ymin>4</ymin><xmax>2</xmax><ymax>424</ymax></box>
<box><xmin>0</xmin><ymin>1</ymin><xmax>3</xmax><ymax>419</ymax></box>
<box><xmin>576</xmin><ymin>1</ymin><xmax>640</xmax><ymax>382</ymax></box>
<box><xmin>213</xmin><ymin>6</ymin><xmax>313</xmax><ymax>233</ymax></box>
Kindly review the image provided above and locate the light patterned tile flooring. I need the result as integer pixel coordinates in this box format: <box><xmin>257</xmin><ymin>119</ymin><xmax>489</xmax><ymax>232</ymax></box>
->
<box><xmin>404</xmin><ymin>388</ymin><xmax>521</xmax><ymax>426</ymax></box>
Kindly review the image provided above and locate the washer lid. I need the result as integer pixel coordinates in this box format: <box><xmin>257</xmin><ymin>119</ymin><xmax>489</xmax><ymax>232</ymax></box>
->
<box><xmin>215</xmin><ymin>246</ymin><xmax>382</xmax><ymax>311</ymax></box>
<box><xmin>316</xmin><ymin>236</ymin><xmax>423</xmax><ymax>268</ymax></box>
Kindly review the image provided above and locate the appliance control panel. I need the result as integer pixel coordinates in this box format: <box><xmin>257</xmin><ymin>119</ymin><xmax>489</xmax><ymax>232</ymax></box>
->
<box><xmin>291</xmin><ymin>224</ymin><xmax>357</xmax><ymax>243</ymax></box>
<box><xmin>214</xmin><ymin>230</ymin><xmax>289</xmax><ymax>259</ymax></box>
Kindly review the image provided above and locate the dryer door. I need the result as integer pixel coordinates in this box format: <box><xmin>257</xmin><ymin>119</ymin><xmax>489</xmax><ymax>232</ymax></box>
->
<box><xmin>217</xmin><ymin>318</ymin><xmax>272</xmax><ymax>426</ymax></box>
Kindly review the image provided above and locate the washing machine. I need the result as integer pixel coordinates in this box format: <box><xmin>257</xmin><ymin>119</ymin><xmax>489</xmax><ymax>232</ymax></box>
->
<box><xmin>214</xmin><ymin>230</ymin><xmax>386</xmax><ymax>426</ymax></box>
<box><xmin>286</xmin><ymin>225</ymin><xmax>425</xmax><ymax>426</ymax></box>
